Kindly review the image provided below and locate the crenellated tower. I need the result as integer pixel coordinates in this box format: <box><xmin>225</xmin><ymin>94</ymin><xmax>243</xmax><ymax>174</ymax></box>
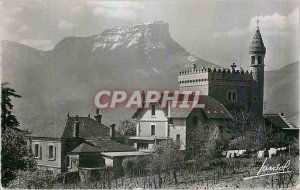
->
<box><xmin>249</xmin><ymin>26</ymin><xmax>266</xmax><ymax>117</ymax></box>
<box><xmin>177</xmin><ymin>24</ymin><xmax>266</xmax><ymax>117</ymax></box>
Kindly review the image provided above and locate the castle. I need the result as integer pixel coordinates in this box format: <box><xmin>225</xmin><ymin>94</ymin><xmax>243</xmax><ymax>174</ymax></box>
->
<box><xmin>178</xmin><ymin>26</ymin><xmax>266</xmax><ymax>117</ymax></box>
<box><xmin>130</xmin><ymin>26</ymin><xmax>298</xmax><ymax>152</ymax></box>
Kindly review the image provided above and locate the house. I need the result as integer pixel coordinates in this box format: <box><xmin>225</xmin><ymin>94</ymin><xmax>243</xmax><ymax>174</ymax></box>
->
<box><xmin>130</xmin><ymin>95</ymin><xmax>232</xmax><ymax>152</ymax></box>
<box><xmin>264</xmin><ymin>113</ymin><xmax>299</xmax><ymax>139</ymax></box>
<box><xmin>27</xmin><ymin>112</ymin><xmax>147</xmax><ymax>176</ymax></box>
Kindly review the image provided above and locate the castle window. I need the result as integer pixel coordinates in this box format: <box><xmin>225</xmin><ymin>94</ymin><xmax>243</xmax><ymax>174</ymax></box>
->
<box><xmin>251</xmin><ymin>56</ymin><xmax>255</xmax><ymax>65</ymax></box>
<box><xmin>253</xmin><ymin>96</ymin><xmax>257</xmax><ymax>102</ymax></box>
<box><xmin>232</xmin><ymin>92</ymin><xmax>236</xmax><ymax>101</ymax></box>
<box><xmin>151</xmin><ymin>124</ymin><xmax>156</xmax><ymax>136</ymax></box>
<box><xmin>228</xmin><ymin>90</ymin><xmax>237</xmax><ymax>102</ymax></box>
<box><xmin>151</xmin><ymin>104</ymin><xmax>156</xmax><ymax>116</ymax></box>
<box><xmin>258</xmin><ymin>56</ymin><xmax>262</xmax><ymax>65</ymax></box>
<box><xmin>169</xmin><ymin>118</ymin><xmax>173</xmax><ymax>124</ymax></box>
<box><xmin>228</xmin><ymin>92</ymin><xmax>232</xmax><ymax>101</ymax></box>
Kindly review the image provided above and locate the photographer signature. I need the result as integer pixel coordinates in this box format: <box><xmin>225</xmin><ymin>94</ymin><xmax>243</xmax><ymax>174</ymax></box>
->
<box><xmin>244</xmin><ymin>158</ymin><xmax>291</xmax><ymax>180</ymax></box>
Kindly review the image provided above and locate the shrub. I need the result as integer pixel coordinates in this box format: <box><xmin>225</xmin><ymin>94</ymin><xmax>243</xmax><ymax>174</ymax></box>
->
<box><xmin>7</xmin><ymin>169</ymin><xmax>55</xmax><ymax>189</ymax></box>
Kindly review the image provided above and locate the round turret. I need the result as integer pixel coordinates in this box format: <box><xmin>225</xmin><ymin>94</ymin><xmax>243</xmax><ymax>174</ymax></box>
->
<box><xmin>249</xmin><ymin>28</ymin><xmax>266</xmax><ymax>54</ymax></box>
<box><xmin>249</xmin><ymin>26</ymin><xmax>265</xmax><ymax>118</ymax></box>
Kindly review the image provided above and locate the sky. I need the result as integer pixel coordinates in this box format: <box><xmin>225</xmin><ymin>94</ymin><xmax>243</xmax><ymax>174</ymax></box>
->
<box><xmin>1</xmin><ymin>0</ymin><xmax>299</xmax><ymax>70</ymax></box>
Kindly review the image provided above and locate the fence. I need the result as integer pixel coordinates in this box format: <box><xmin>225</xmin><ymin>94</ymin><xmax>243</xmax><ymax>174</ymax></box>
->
<box><xmin>61</xmin><ymin>157</ymin><xmax>298</xmax><ymax>189</ymax></box>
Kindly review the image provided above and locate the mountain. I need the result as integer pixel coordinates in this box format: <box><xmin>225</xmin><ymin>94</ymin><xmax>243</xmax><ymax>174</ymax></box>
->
<box><xmin>264</xmin><ymin>61</ymin><xmax>299</xmax><ymax>126</ymax></box>
<box><xmin>2</xmin><ymin>21</ymin><xmax>298</xmax><ymax>132</ymax></box>
<box><xmin>2</xmin><ymin>21</ymin><xmax>218</xmax><ymax>131</ymax></box>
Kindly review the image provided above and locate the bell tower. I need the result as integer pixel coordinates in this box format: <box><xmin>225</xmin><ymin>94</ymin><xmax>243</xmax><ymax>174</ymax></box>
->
<box><xmin>249</xmin><ymin>23</ymin><xmax>266</xmax><ymax>117</ymax></box>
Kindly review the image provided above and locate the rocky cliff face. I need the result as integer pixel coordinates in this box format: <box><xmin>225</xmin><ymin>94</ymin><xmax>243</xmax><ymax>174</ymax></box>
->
<box><xmin>2</xmin><ymin>21</ymin><xmax>217</xmax><ymax>131</ymax></box>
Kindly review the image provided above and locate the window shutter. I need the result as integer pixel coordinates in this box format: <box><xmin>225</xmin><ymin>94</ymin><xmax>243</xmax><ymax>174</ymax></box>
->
<box><xmin>54</xmin><ymin>146</ymin><xmax>56</xmax><ymax>159</ymax></box>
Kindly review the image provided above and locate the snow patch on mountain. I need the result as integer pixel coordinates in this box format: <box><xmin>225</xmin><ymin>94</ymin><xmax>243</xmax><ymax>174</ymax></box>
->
<box><xmin>92</xmin><ymin>21</ymin><xmax>170</xmax><ymax>52</ymax></box>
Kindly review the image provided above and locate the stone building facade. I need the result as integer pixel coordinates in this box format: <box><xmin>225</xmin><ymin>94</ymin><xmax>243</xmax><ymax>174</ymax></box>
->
<box><xmin>178</xmin><ymin>27</ymin><xmax>266</xmax><ymax>117</ymax></box>
<box><xmin>27</xmin><ymin>113</ymin><xmax>141</xmax><ymax>176</ymax></box>
<box><xmin>130</xmin><ymin>96</ymin><xmax>232</xmax><ymax>152</ymax></box>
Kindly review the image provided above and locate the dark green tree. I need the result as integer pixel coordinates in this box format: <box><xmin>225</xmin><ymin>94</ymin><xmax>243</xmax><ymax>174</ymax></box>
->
<box><xmin>1</xmin><ymin>82</ymin><xmax>22</xmax><ymax>132</ymax></box>
<box><xmin>1</xmin><ymin>82</ymin><xmax>35</xmax><ymax>187</ymax></box>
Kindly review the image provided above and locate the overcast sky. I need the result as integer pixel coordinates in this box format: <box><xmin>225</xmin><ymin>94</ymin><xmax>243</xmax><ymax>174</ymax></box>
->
<box><xmin>1</xmin><ymin>0</ymin><xmax>299</xmax><ymax>70</ymax></box>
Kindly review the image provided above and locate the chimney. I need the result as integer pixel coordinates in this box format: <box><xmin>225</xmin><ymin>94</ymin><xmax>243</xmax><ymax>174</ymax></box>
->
<box><xmin>109</xmin><ymin>124</ymin><xmax>116</xmax><ymax>139</ymax></box>
<box><xmin>141</xmin><ymin>91</ymin><xmax>145</xmax><ymax>108</ymax></box>
<box><xmin>73</xmin><ymin>115</ymin><xmax>79</xmax><ymax>138</ymax></box>
<box><xmin>168</xmin><ymin>101</ymin><xmax>171</xmax><ymax>118</ymax></box>
<box><xmin>94</xmin><ymin>109</ymin><xmax>102</xmax><ymax>124</ymax></box>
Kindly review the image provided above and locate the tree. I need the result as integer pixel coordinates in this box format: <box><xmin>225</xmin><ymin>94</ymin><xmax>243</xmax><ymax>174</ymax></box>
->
<box><xmin>1</xmin><ymin>82</ymin><xmax>22</xmax><ymax>132</ymax></box>
<box><xmin>119</xmin><ymin>118</ymin><xmax>137</xmax><ymax>136</ymax></box>
<box><xmin>152</xmin><ymin>140</ymin><xmax>184</xmax><ymax>184</ymax></box>
<box><xmin>205</xmin><ymin>127</ymin><xmax>228</xmax><ymax>160</ymax></box>
<box><xmin>228</xmin><ymin>110</ymin><xmax>264</xmax><ymax>150</ymax></box>
<box><xmin>7</xmin><ymin>170</ymin><xmax>55</xmax><ymax>189</ymax></box>
<box><xmin>1</xmin><ymin>83</ymin><xmax>35</xmax><ymax>187</ymax></box>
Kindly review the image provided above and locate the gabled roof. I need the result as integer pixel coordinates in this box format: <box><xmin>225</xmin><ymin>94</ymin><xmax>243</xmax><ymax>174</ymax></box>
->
<box><xmin>29</xmin><ymin>116</ymin><xmax>110</xmax><ymax>139</ymax></box>
<box><xmin>264</xmin><ymin>113</ymin><xmax>298</xmax><ymax>130</ymax></box>
<box><xmin>169</xmin><ymin>106</ymin><xmax>194</xmax><ymax>118</ymax></box>
<box><xmin>62</xmin><ymin>117</ymin><xmax>110</xmax><ymax>139</ymax></box>
<box><xmin>132</xmin><ymin>95</ymin><xmax>232</xmax><ymax>119</ymax></box>
<box><xmin>90</xmin><ymin>139</ymin><xmax>137</xmax><ymax>152</ymax></box>
<box><xmin>201</xmin><ymin>96</ymin><xmax>232</xmax><ymax>119</ymax></box>
<box><xmin>70</xmin><ymin>139</ymin><xmax>137</xmax><ymax>154</ymax></box>
<box><xmin>70</xmin><ymin>142</ymin><xmax>101</xmax><ymax>153</ymax></box>
<box><xmin>28</xmin><ymin>120</ymin><xmax>67</xmax><ymax>138</ymax></box>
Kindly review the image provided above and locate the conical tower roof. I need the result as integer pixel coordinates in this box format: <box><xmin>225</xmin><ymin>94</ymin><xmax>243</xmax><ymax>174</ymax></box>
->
<box><xmin>249</xmin><ymin>27</ymin><xmax>266</xmax><ymax>54</ymax></box>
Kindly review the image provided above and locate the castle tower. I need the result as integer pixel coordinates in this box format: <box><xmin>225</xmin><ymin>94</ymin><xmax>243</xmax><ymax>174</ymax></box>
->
<box><xmin>249</xmin><ymin>26</ymin><xmax>266</xmax><ymax>117</ymax></box>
